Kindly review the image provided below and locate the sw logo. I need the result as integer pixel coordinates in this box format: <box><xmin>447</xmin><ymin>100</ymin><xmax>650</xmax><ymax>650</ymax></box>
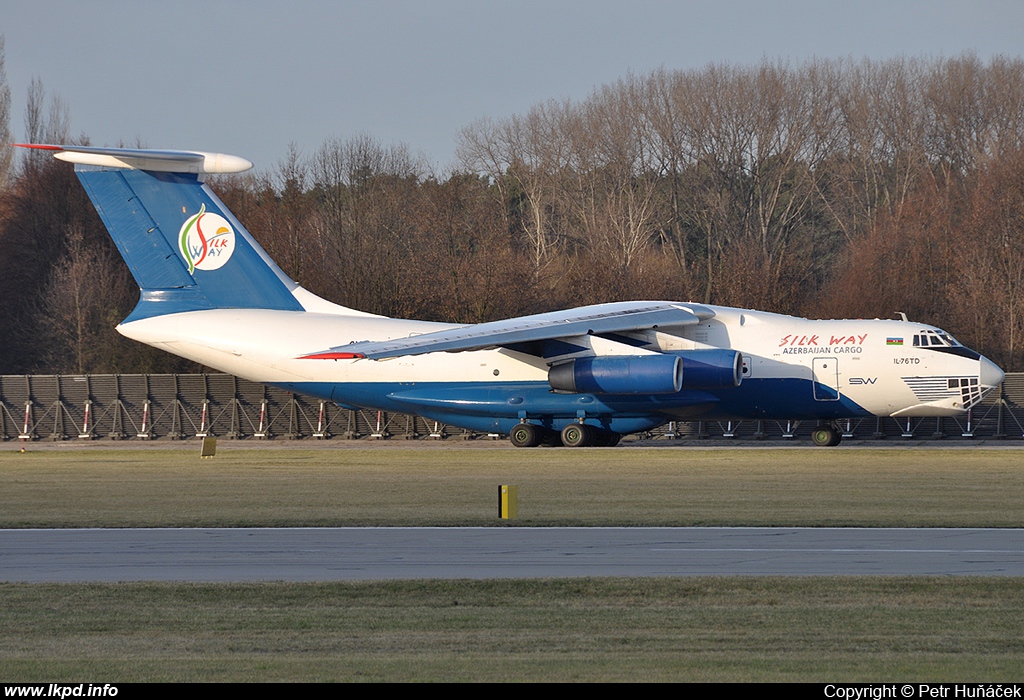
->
<box><xmin>178</xmin><ymin>203</ymin><xmax>236</xmax><ymax>273</ymax></box>
<box><xmin>848</xmin><ymin>377</ymin><xmax>878</xmax><ymax>385</ymax></box>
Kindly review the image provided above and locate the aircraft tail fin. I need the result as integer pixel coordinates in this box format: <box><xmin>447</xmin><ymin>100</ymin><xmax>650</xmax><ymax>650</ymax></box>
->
<box><xmin>16</xmin><ymin>144</ymin><xmax>372</xmax><ymax>322</ymax></box>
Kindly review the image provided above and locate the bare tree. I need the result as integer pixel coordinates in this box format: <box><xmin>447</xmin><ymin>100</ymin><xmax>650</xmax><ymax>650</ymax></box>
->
<box><xmin>984</xmin><ymin>56</ymin><xmax>1024</xmax><ymax>160</ymax></box>
<box><xmin>21</xmin><ymin>78</ymin><xmax>70</xmax><ymax>173</ymax></box>
<box><xmin>458</xmin><ymin>100</ymin><xmax>574</xmax><ymax>278</ymax></box>
<box><xmin>34</xmin><ymin>221</ymin><xmax>143</xmax><ymax>373</ymax></box>
<box><xmin>22</xmin><ymin>78</ymin><xmax>46</xmax><ymax>172</ymax></box>
<box><xmin>641</xmin><ymin>67</ymin><xmax>700</xmax><ymax>292</ymax></box>
<box><xmin>456</xmin><ymin>117</ymin><xmax>513</xmax><ymax>233</ymax></box>
<box><xmin>925</xmin><ymin>53</ymin><xmax>988</xmax><ymax>178</ymax></box>
<box><xmin>307</xmin><ymin>134</ymin><xmax>424</xmax><ymax>315</ymax></box>
<box><xmin>570</xmin><ymin>78</ymin><xmax>662</xmax><ymax>276</ymax></box>
<box><xmin>0</xmin><ymin>36</ymin><xmax>13</xmax><ymax>191</ymax></box>
<box><xmin>44</xmin><ymin>93</ymin><xmax>70</xmax><ymax>145</ymax></box>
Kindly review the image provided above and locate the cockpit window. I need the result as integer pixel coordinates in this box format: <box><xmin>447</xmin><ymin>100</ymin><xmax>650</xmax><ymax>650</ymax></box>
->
<box><xmin>910</xmin><ymin>328</ymin><xmax>979</xmax><ymax>359</ymax></box>
<box><xmin>913</xmin><ymin>329</ymin><xmax>962</xmax><ymax>348</ymax></box>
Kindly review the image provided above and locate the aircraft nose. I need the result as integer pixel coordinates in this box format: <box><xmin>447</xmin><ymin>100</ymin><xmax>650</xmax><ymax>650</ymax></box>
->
<box><xmin>980</xmin><ymin>356</ymin><xmax>1005</xmax><ymax>388</ymax></box>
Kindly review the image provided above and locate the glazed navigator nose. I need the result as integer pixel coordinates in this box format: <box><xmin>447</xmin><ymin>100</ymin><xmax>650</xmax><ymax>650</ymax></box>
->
<box><xmin>980</xmin><ymin>356</ymin><xmax>1005</xmax><ymax>389</ymax></box>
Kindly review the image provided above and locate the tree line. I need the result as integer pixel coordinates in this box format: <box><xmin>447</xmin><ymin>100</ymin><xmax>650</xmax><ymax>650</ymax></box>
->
<box><xmin>2</xmin><ymin>51</ymin><xmax>1024</xmax><ymax>373</ymax></box>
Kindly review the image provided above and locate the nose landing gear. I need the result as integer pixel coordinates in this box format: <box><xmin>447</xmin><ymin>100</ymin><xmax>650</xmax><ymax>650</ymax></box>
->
<box><xmin>811</xmin><ymin>423</ymin><xmax>842</xmax><ymax>447</ymax></box>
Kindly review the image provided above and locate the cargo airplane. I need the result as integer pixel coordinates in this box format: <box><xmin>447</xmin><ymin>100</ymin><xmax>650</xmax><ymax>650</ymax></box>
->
<box><xmin>18</xmin><ymin>144</ymin><xmax>1005</xmax><ymax>447</ymax></box>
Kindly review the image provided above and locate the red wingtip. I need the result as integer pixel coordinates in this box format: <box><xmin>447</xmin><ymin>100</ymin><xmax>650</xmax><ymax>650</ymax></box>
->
<box><xmin>11</xmin><ymin>143</ymin><xmax>62</xmax><ymax>150</ymax></box>
<box><xmin>297</xmin><ymin>351</ymin><xmax>366</xmax><ymax>360</ymax></box>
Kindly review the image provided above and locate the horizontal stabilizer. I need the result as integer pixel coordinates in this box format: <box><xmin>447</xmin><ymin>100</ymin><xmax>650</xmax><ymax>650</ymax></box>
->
<box><xmin>13</xmin><ymin>144</ymin><xmax>252</xmax><ymax>174</ymax></box>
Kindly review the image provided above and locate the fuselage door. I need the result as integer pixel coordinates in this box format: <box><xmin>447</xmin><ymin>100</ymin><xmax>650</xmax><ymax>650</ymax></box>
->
<box><xmin>812</xmin><ymin>357</ymin><xmax>840</xmax><ymax>401</ymax></box>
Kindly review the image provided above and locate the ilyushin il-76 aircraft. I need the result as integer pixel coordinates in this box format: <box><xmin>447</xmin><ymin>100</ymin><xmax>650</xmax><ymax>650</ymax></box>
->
<box><xmin>18</xmin><ymin>144</ymin><xmax>1005</xmax><ymax>447</ymax></box>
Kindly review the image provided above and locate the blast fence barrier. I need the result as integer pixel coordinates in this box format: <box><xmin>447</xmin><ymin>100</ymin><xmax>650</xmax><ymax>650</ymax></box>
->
<box><xmin>2</xmin><ymin>373</ymin><xmax>1021</xmax><ymax>443</ymax></box>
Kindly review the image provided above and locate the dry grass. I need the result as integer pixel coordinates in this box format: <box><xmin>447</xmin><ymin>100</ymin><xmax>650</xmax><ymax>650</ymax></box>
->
<box><xmin>0</xmin><ymin>444</ymin><xmax>1021</xmax><ymax>527</ymax></box>
<box><xmin>1</xmin><ymin>577</ymin><xmax>1022</xmax><ymax>682</ymax></box>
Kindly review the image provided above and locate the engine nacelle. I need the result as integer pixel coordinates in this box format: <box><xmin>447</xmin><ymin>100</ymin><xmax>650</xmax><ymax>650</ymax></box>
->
<box><xmin>548</xmin><ymin>354</ymin><xmax>683</xmax><ymax>395</ymax></box>
<box><xmin>675</xmin><ymin>349</ymin><xmax>743</xmax><ymax>388</ymax></box>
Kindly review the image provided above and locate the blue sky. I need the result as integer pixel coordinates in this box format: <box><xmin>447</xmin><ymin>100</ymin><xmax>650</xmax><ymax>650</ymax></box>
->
<box><xmin>3</xmin><ymin>0</ymin><xmax>1023</xmax><ymax>174</ymax></box>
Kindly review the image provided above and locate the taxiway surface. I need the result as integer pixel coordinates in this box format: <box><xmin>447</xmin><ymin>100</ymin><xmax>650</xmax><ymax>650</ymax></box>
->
<box><xmin>2</xmin><ymin>527</ymin><xmax>1022</xmax><ymax>581</ymax></box>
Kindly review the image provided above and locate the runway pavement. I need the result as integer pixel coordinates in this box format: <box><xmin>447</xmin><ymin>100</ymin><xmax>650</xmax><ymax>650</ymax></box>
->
<box><xmin>1</xmin><ymin>527</ymin><xmax>1022</xmax><ymax>581</ymax></box>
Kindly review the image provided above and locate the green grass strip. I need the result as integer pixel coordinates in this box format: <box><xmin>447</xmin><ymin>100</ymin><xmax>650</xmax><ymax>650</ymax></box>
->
<box><xmin>1</xmin><ymin>446</ymin><xmax>1022</xmax><ymax>528</ymax></box>
<box><xmin>1</xmin><ymin>577</ymin><xmax>1022</xmax><ymax>682</ymax></box>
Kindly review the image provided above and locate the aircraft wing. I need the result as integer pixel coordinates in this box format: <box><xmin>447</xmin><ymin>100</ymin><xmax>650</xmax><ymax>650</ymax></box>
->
<box><xmin>301</xmin><ymin>301</ymin><xmax>713</xmax><ymax>360</ymax></box>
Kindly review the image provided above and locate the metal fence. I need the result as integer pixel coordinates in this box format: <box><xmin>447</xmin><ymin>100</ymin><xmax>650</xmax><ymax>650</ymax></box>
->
<box><xmin>2</xmin><ymin>373</ymin><xmax>1022</xmax><ymax>443</ymax></box>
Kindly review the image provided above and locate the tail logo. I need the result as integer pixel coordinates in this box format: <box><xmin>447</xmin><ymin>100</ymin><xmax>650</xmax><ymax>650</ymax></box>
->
<box><xmin>178</xmin><ymin>204</ymin><xmax>236</xmax><ymax>273</ymax></box>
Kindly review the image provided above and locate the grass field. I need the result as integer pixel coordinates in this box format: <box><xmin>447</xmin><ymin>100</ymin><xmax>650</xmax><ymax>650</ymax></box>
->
<box><xmin>1</xmin><ymin>443</ymin><xmax>1022</xmax><ymax>681</ymax></box>
<box><xmin>1</xmin><ymin>443</ymin><xmax>1022</xmax><ymax>527</ymax></box>
<box><xmin>2</xmin><ymin>578</ymin><xmax>1023</xmax><ymax>682</ymax></box>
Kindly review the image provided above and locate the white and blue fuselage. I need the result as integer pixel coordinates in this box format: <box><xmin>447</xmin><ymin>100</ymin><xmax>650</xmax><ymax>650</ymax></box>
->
<box><xmin>21</xmin><ymin>144</ymin><xmax>1003</xmax><ymax>447</ymax></box>
<box><xmin>116</xmin><ymin>302</ymin><xmax>1004</xmax><ymax>439</ymax></box>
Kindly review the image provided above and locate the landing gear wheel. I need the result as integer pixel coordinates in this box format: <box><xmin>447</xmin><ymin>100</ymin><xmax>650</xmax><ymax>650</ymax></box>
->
<box><xmin>592</xmin><ymin>431</ymin><xmax>621</xmax><ymax>447</ymax></box>
<box><xmin>541</xmin><ymin>429</ymin><xmax>563</xmax><ymax>447</ymax></box>
<box><xmin>561</xmin><ymin>423</ymin><xmax>594</xmax><ymax>447</ymax></box>
<box><xmin>510</xmin><ymin>423</ymin><xmax>542</xmax><ymax>448</ymax></box>
<box><xmin>811</xmin><ymin>425</ymin><xmax>841</xmax><ymax>447</ymax></box>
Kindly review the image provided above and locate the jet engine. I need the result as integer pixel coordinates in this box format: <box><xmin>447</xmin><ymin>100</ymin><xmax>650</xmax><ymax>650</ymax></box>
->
<box><xmin>675</xmin><ymin>349</ymin><xmax>743</xmax><ymax>388</ymax></box>
<box><xmin>548</xmin><ymin>354</ymin><xmax>683</xmax><ymax>395</ymax></box>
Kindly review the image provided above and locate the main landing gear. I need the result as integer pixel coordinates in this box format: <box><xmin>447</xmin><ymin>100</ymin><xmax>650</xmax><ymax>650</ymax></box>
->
<box><xmin>513</xmin><ymin>421</ymin><xmax>843</xmax><ymax>447</ymax></box>
<box><xmin>510</xmin><ymin>422</ymin><xmax>621</xmax><ymax>447</ymax></box>
<box><xmin>810</xmin><ymin>423</ymin><xmax>842</xmax><ymax>447</ymax></box>
<box><xmin>509</xmin><ymin>422</ymin><xmax>544</xmax><ymax>448</ymax></box>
